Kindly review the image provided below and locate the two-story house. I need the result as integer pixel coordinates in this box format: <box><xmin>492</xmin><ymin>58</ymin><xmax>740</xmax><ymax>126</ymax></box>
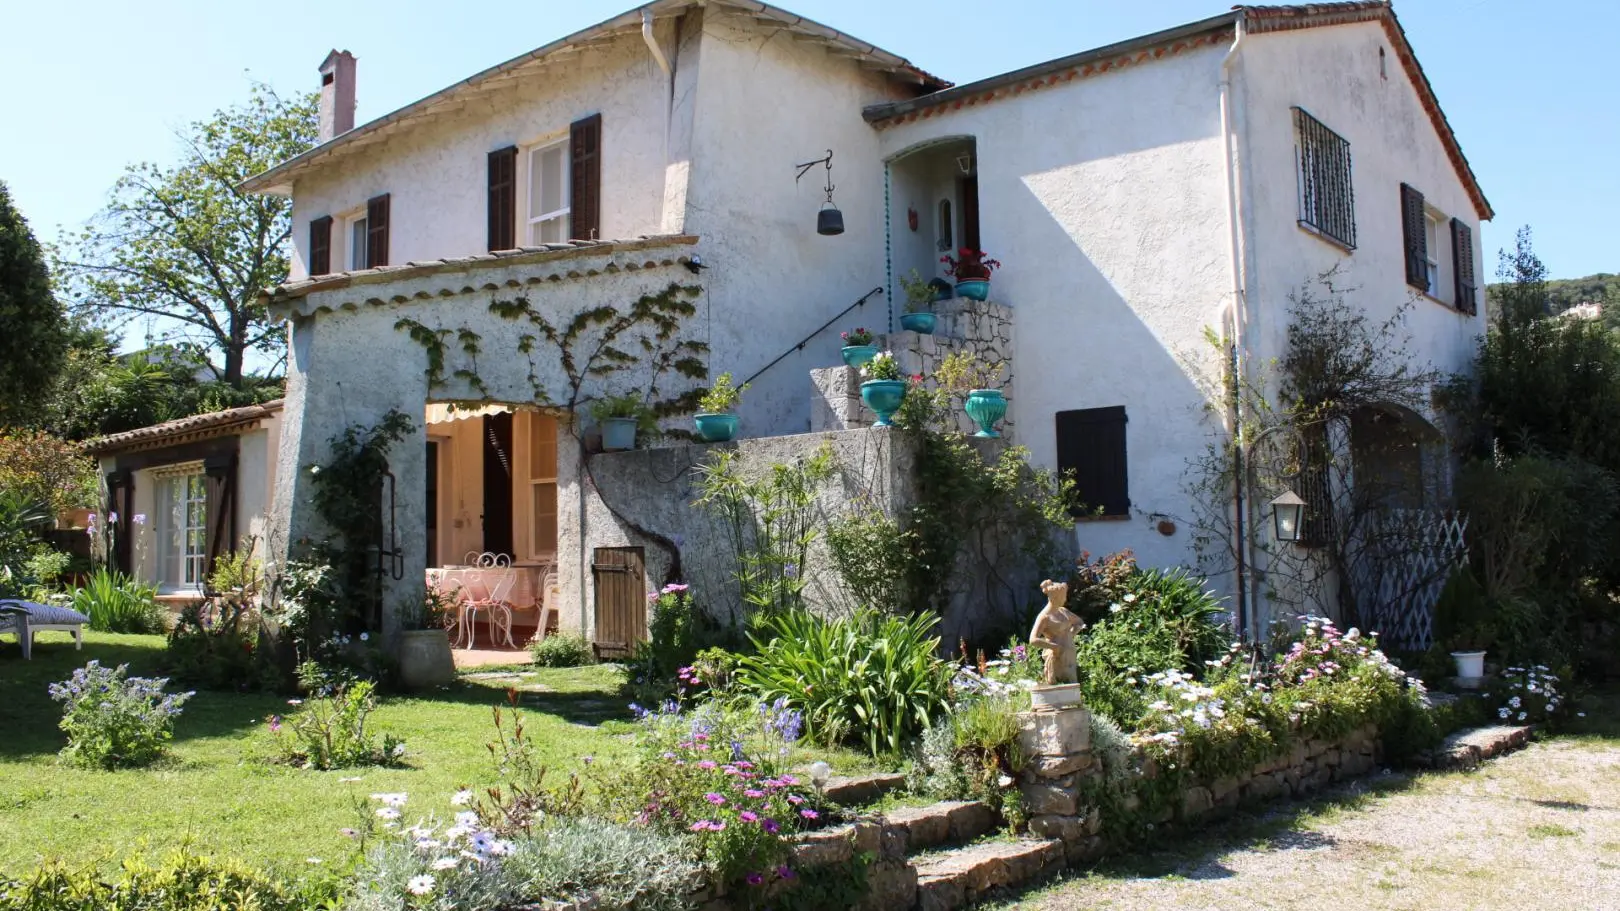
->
<box><xmin>234</xmin><ymin>0</ymin><xmax>1487</xmax><ymax>650</ymax></box>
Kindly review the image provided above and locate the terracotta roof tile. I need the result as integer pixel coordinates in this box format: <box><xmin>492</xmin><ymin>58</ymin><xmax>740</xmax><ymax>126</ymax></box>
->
<box><xmin>85</xmin><ymin>400</ymin><xmax>284</xmax><ymax>455</ymax></box>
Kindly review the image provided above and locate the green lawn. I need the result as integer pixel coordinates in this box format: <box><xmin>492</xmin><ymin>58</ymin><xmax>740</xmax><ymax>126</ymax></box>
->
<box><xmin>0</xmin><ymin>631</ymin><xmax>883</xmax><ymax>878</ymax></box>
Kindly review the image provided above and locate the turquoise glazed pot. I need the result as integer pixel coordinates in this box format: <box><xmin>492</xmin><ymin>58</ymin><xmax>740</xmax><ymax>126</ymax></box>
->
<box><xmin>600</xmin><ymin>417</ymin><xmax>637</xmax><ymax>451</ymax></box>
<box><xmin>694</xmin><ymin>413</ymin><xmax>739</xmax><ymax>442</ymax></box>
<box><xmin>860</xmin><ymin>379</ymin><xmax>908</xmax><ymax>427</ymax></box>
<box><xmin>964</xmin><ymin>388</ymin><xmax>1007</xmax><ymax>438</ymax></box>
<box><xmin>955</xmin><ymin>279</ymin><xmax>990</xmax><ymax>302</ymax></box>
<box><xmin>841</xmin><ymin>344</ymin><xmax>880</xmax><ymax>368</ymax></box>
<box><xmin>899</xmin><ymin>312</ymin><xmax>937</xmax><ymax>334</ymax></box>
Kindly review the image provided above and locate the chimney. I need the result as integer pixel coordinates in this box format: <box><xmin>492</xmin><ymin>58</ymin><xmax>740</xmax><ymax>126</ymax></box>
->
<box><xmin>318</xmin><ymin>50</ymin><xmax>357</xmax><ymax>142</ymax></box>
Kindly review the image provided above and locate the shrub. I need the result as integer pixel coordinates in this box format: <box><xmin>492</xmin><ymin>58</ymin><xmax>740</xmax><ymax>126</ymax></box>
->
<box><xmin>48</xmin><ymin>660</ymin><xmax>191</xmax><ymax>769</ymax></box>
<box><xmin>0</xmin><ymin>431</ymin><xmax>98</xmax><ymax>518</ymax></box>
<box><xmin>505</xmin><ymin>817</ymin><xmax>702</xmax><ymax>911</ymax></box>
<box><xmin>738</xmin><ymin>609</ymin><xmax>951</xmax><ymax>756</ymax></box>
<box><xmin>628</xmin><ymin>584</ymin><xmax>744</xmax><ymax>698</ymax></box>
<box><xmin>0</xmin><ymin>490</ymin><xmax>53</xmax><ymax>599</ymax></box>
<box><xmin>164</xmin><ymin>602</ymin><xmax>268</xmax><ymax>692</ymax></box>
<box><xmin>1074</xmin><ymin>560</ymin><xmax>1231</xmax><ymax>724</ymax></box>
<box><xmin>530</xmin><ymin>632</ymin><xmax>594</xmax><ymax>668</ymax></box>
<box><xmin>72</xmin><ymin>566</ymin><xmax>165</xmax><ymax>633</ymax></box>
<box><xmin>1493</xmin><ymin>664</ymin><xmax>1563</xmax><ymax>724</ymax></box>
<box><xmin>270</xmin><ymin>680</ymin><xmax>405</xmax><ymax>769</ymax></box>
<box><xmin>0</xmin><ymin>851</ymin><xmax>302</xmax><ymax>911</ymax></box>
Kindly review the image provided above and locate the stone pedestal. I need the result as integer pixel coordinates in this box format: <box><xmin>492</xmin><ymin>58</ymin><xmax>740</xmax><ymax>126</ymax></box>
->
<box><xmin>1017</xmin><ymin>704</ymin><xmax>1097</xmax><ymax>854</ymax></box>
<box><xmin>1030</xmin><ymin>683</ymin><xmax>1082</xmax><ymax>710</ymax></box>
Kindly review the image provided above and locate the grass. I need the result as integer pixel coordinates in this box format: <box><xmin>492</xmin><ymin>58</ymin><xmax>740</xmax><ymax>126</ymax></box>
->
<box><xmin>0</xmin><ymin>631</ymin><xmax>884</xmax><ymax>878</ymax></box>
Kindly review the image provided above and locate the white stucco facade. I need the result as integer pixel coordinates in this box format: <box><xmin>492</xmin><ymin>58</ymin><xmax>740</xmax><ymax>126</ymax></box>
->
<box><xmin>248</xmin><ymin>1</ymin><xmax>1490</xmax><ymax>640</ymax></box>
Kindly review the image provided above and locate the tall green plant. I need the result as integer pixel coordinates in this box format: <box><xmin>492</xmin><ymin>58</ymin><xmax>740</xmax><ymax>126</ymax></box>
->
<box><xmin>737</xmin><ymin>609</ymin><xmax>951</xmax><ymax>756</ymax></box>
<box><xmin>695</xmin><ymin>445</ymin><xmax>837</xmax><ymax>618</ymax></box>
<box><xmin>72</xmin><ymin>567</ymin><xmax>164</xmax><ymax>633</ymax></box>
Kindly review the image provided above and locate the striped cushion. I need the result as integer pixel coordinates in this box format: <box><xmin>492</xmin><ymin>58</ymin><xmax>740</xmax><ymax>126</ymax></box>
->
<box><xmin>0</xmin><ymin>600</ymin><xmax>90</xmax><ymax>627</ymax></box>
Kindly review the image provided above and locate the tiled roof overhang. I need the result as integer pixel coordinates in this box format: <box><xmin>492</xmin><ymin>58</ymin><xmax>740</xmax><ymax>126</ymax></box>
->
<box><xmin>84</xmin><ymin>400</ymin><xmax>285</xmax><ymax>455</ymax></box>
<box><xmin>864</xmin><ymin>2</ymin><xmax>1491</xmax><ymax>221</ymax></box>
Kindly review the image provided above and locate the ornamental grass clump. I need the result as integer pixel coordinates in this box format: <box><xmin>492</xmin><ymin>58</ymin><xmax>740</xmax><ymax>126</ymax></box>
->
<box><xmin>48</xmin><ymin>660</ymin><xmax>192</xmax><ymax>769</ymax></box>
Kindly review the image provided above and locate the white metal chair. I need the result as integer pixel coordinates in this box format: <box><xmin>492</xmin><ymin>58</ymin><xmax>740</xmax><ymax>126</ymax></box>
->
<box><xmin>462</xmin><ymin>566</ymin><xmax>518</xmax><ymax>648</ymax></box>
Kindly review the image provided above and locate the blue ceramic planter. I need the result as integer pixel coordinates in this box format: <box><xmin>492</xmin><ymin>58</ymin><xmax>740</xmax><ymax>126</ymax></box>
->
<box><xmin>900</xmin><ymin>312</ymin><xmax>937</xmax><ymax>334</ymax></box>
<box><xmin>694</xmin><ymin>413</ymin><xmax>739</xmax><ymax>442</ymax></box>
<box><xmin>964</xmin><ymin>388</ymin><xmax>1007</xmax><ymax>438</ymax></box>
<box><xmin>860</xmin><ymin>379</ymin><xmax>908</xmax><ymax>427</ymax></box>
<box><xmin>600</xmin><ymin>417</ymin><xmax>638</xmax><ymax>451</ymax></box>
<box><xmin>955</xmin><ymin>279</ymin><xmax>990</xmax><ymax>302</ymax></box>
<box><xmin>841</xmin><ymin>345</ymin><xmax>880</xmax><ymax>368</ymax></box>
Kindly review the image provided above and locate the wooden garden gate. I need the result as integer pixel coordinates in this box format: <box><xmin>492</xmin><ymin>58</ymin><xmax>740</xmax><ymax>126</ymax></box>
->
<box><xmin>592</xmin><ymin>546</ymin><xmax>647</xmax><ymax>658</ymax></box>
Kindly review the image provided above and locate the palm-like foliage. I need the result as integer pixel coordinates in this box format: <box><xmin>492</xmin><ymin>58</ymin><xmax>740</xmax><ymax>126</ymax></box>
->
<box><xmin>737</xmin><ymin>609</ymin><xmax>951</xmax><ymax>756</ymax></box>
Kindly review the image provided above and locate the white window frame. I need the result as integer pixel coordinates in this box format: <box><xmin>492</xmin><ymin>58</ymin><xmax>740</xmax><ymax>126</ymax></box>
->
<box><xmin>346</xmin><ymin>211</ymin><xmax>370</xmax><ymax>271</ymax></box>
<box><xmin>525</xmin><ymin>138</ymin><xmax>571</xmax><ymax>246</ymax></box>
<box><xmin>154</xmin><ymin>465</ymin><xmax>208</xmax><ymax>593</ymax></box>
<box><xmin>1424</xmin><ymin>210</ymin><xmax>1443</xmax><ymax>299</ymax></box>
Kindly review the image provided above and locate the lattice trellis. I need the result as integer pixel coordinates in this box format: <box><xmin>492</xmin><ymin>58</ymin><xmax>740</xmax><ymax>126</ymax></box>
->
<box><xmin>1351</xmin><ymin>508</ymin><xmax>1469</xmax><ymax>652</ymax></box>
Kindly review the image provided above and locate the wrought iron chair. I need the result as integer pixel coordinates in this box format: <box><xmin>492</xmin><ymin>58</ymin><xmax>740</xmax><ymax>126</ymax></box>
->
<box><xmin>461</xmin><ymin>565</ymin><xmax>518</xmax><ymax>648</ymax></box>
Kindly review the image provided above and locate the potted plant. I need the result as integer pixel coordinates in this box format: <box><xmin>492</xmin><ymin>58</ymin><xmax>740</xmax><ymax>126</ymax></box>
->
<box><xmin>590</xmin><ymin>394</ymin><xmax>653</xmax><ymax>452</ymax></box>
<box><xmin>941</xmin><ymin>248</ymin><xmax>1002</xmax><ymax>301</ymax></box>
<box><xmin>1448</xmin><ymin>620</ymin><xmax>1494</xmax><ymax>686</ymax></box>
<box><xmin>694</xmin><ymin>372</ymin><xmax>747</xmax><ymax>442</ymax></box>
<box><xmin>395</xmin><ymin>584</ymin><xmax>456</xmax><ymax>690</ymax></box>
<box><xmin>859</xmin><ymin>352</ymin><xmax>908</xmax><ymax>427</ymax></box>
<box><xmin>840</xmin><ymin>327</ymin><xmax>879</xmax><ymax>368</ymax></box>
<box><xmin>897</xmin><ymin>269</ymin><xmax>938</xmax><ymax>334</ymax></box>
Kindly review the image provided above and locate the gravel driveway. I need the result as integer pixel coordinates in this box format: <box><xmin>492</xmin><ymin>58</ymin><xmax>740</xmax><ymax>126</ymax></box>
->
<box><xmin>998</xmin><ymin>735</ymin><xmax>1620</xmax><ymax>911</ymax></box>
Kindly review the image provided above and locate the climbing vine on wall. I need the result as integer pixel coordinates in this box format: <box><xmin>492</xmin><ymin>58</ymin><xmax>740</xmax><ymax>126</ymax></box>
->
<box><xmin>827</xmin><ymin>352</ymin><xmax>1076</xmax><ymax>635</ymax></box>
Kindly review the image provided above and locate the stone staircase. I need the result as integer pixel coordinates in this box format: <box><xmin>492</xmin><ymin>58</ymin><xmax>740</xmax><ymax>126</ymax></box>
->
<box><xmin>810</xmin><ymin>297</ymin><xmax>1014</xmax><ymax>437</ymax></box>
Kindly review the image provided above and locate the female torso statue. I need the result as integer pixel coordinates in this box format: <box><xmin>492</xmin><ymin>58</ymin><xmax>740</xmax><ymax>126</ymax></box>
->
<box><xmin>1028</xmin><ymin>579</ymin><xmax>1084</xmax><ymax>686</ymax></box>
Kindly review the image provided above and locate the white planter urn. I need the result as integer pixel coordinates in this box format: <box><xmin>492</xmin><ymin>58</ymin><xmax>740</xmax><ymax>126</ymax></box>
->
<box><xmin>1451</xmin><ymin>650</ymin><xmax>1486</xmax><ymax>686</ymax></box>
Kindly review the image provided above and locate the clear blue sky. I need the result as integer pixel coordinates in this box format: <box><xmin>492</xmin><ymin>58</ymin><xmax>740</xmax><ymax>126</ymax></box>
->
<box><xmin>2</xmin><ymin>0</ymin><xmax>1612</xmax><ymax>287</ymax></box>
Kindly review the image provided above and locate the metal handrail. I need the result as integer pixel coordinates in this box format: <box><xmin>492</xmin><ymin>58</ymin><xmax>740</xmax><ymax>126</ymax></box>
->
<box><xmin>740</xmin><ymin>286</ymin><xmax>884</xmax><ymax>389</ymax></box>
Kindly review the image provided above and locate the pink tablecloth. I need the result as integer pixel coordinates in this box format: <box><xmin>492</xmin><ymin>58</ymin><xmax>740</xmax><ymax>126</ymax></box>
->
<box><xmin>427</xmin><ymin>566</ymin><xmax>551</xmax><ymax>613</ymax></box>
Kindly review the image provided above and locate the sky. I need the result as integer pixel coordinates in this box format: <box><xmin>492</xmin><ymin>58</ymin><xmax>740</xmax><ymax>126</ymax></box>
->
<box><xmin>1</xmin><ymin>0</ymin><xmax>1614</xmax><ymax>327</ymax></box>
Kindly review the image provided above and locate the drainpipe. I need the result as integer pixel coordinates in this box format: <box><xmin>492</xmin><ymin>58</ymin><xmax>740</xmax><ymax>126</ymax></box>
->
<box><xmin>642</xmin><ymin>9</ymin><xmax>672</xmax><ymax>76</ymax></box>
<box><xmin>1219</xmin><ymin>14</ymin><xmax>1254</xmax><ymax>639</ymax></box>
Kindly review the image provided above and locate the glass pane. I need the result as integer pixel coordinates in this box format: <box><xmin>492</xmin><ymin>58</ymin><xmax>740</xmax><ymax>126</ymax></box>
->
<box><xmin>532</xmin><ymin>483</ymin><xmax>557</xmax><ymax>555</ymax></box>
<box><xmin>529</xmin><ymin>414</ymin><xmax>557</xmax><ymax>479</ymax></box>
<box><xmin>540</xmin><ymin>145</ymin><xmax>565</xmax><ymax>214</ymax></box>
<box><xmin>351</xmin><ymin>218</ymin><xmax>368</xmax><ymax>269</ymax></box>
<box><xmin>539</xmin><ymin>217</ymin><xmax>565</xmax><ymax>244</ymax></box>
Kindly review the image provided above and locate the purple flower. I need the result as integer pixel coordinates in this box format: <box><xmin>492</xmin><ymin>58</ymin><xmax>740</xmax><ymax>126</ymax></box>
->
<box><xmin>268</xmin><ymin>715</ymin><xmax>282</xmax><ymax>734</ymax></box>
<box><xmin>787</xmin><ymin>795</ymin><xmax>804</xmax><ymax>805</ymax></box>
<box><xmin>746</xmin><ymin>872</ymin><xmax>764</xmax><ymax>886</ymax></box>
<box><xmin>698</xmin><ymin>760</ymin><xmax>717</xmax><ymax>771</ymax></box>
<box><xmin>705</xmin><ymin>793</ymin><xmax>726</xmax><ymax>806</ymax></box>
<box><xmin>132</xmin><ymin>514</ymin><xmax>147</xmax><ymax>526</ymax></box>
<box><xmin>744</xmin><ymin>789</ymin><xmax>766</xmax><ymax>799</ymax></box>
<box><xmin>800</xmin><ymin>808</ymin><xmax>819</xmax><ymax>820</ymax></box>
<box><xmin>762</xmin><ymin>819</ymin><xmax>780</xmax><ymax>834</ymax></box>
<box><xmin>776</xmin><ymin>865</ymin><xmax>795</xmax><ymax>880</ymax></box>
<box><xmin>740</xmin><ymin>811</ymin><xmax>759</xmax><ymax>823</ymax></box>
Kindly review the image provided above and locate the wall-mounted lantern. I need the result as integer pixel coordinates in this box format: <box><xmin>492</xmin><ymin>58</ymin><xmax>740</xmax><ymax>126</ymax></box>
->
<box><xmin>794</xmin><ymin>149</ymin><xmax>843</xmax><ymax>236</ymax></box>
<box><xmin>1270</xmin><ymin>489</ymin><xmax>1307</xmax><ymax>543</ymax></box>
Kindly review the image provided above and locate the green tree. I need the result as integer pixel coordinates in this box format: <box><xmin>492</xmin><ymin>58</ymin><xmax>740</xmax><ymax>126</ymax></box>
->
<box><xmin>59</xmin><ymin>84</ymin><xmax>317</xmax><ymax>386</ymax></box>
<box><xmin>0</xmin><ymin>180</ymin><xmax>68</xmax><ymax>427</ymax></box>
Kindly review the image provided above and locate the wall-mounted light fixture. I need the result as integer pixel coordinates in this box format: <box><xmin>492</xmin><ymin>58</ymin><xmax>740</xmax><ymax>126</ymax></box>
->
<box><xmin>956</xmin><ymin>152</ymin><xmax>974</xmax><ymax>176</ymax></box>
<box><xmin>794</xmin><ymin>149</ymin><xmax>843</xmax><ymax>236</ymax></box>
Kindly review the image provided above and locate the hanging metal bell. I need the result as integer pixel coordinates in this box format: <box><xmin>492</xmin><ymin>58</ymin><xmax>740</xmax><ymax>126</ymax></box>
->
<box><xmin>817</xmin><ymin>204</ymin><xmax>845</xmax><ymax>236</ymax></box>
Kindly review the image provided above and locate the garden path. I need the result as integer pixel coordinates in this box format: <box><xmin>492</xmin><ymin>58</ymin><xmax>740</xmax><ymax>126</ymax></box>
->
<box><xmin>999</xmin><ymin>735</ymin><xmax>1620</xmax><ymax>910</ymax></box>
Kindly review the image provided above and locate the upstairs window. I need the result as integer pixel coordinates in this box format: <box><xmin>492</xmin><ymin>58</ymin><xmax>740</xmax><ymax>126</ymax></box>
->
<box><xmin>348</xmin><ymin>214</ymin><xmax>369</xmax><ymax>270</ymax></box>
<box><xmin>1294</xmin><ymin>108</ymin><xmax>1356</xmax><ymax>249</ymax></box>
<box><xmin>1400</xmin><ymin>184</ymin><xmax>1475</xmax><ymax>314</ymax></box>
<box><xmin>527</xmin><ymin>140</ymin><xmax>571</xmax><ymax>245</ymax></box>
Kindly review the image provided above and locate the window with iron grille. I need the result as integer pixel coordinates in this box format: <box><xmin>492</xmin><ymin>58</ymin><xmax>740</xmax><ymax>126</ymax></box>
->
<box><xmin>1294</xmin><ymin>108</ymin><xmax>1356</xmax><ymax>249</ymax></box>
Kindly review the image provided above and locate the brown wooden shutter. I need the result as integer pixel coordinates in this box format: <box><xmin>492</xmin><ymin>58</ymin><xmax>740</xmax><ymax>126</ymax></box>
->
<box><xmin>309</xmin><ymin>216</ymin><xmax>333</xmax><ymax>276</ymax></box>
<box><xmin>1400</xmin><ymin>183</ymin><xmax>1427</xmax><ymax>290</ymax></box>
<box><xmin>1055</xmin><ymin>406</ymin><xmax>1130</xmax><ymax>517</ymax></box>
<box><xmin>366</xmin><ymin>193</ymin><xmax>391</xmax><ymax>268</ymax></box>
<box><xmin>202</xmin><ymin>453</ymin><xmax>238</xmax><ymax>589</ymax></box>
<box><xmin>569</xmin><ymin>114</ymin><xmax>602</xmax><ymax>241</ymax></box>
<box><xmin>105</xmin><ymin>470</ymin><xmax>134</xmax><ymax>574</ymax></box>
<box><xmin>1451</xmin><ymin>217</ymin><xmax>1477</xmax><ymax>315</ymax></box>
<box><xmin>487</xmin><ymin>146</ymin><xmax>517</xmax><ymax>251</ymax></box>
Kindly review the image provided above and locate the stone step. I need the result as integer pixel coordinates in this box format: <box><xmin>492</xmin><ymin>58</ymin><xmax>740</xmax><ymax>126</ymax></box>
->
<box><xmin>823</xmin><ymin>772</ymin><xmax>907</xmax><ymax>807</ymax></box>
<box><xmin>788</xmin><ymin>801</ymin><xmax>999</xmax><ymax>870</ymax></box>
<box><xmin>912</xmin><ymin>839</ymin><xmax>1066</xmax><ymax>911</ymax></box>
<box><xmin>1427</xmin><ymin>724</ymin><xmax>1533</xmax><ymax>770</ymax></box>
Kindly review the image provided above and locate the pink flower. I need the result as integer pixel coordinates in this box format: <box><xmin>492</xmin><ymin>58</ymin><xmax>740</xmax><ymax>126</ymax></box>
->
<box><xmin>762</xmin><ymin>819</ymin><xmax>781</xmax><ymax>834</ymax></box>
<box><xmin>734</xmin><ymin>761</ymin><xmax>754</xmax><ymax>770</ymax></box>
<box><xmin>744</xmin><ymin>789</ymin><xmax>766</xmax><ymax>799</ymax></box>
<box><xmin>776</xmin><ymin>865</ymin><xmax>795</xmax><ymax>880</ymax></box>
<box><xmin>740</xmin><ymin>811</ymin><xmax>759</xmax><ymax>823</ymax></box>
<box><xmin>779</xmin><ymin>775</ymin><xmax>800</xmax><ymax>785</ymax></box>
<box><xmin>690</xmin><ymin>821</ymin><xmax>710</xmax><ymax>832</ymax></box>
<box><xmin>800</xmin><ymin>808</ymin><xmax>819</xmax><ymax>820</ymax></box>
<box><xmin>698</xmin><ymin>761</ymin><xmax>717</xmax><ymax>770</ymax></box>
<box><xmin>746</xmin><ymin>872</ymin><xmax>764</xmax><ymax>886</ymax></box>
<box><xmin>787</xmin><ymin>795</ymin><xmax>804</xmax><ymax>805</ymax></box>
<box><xmin>705</xmin><ymin>793</ymin><xmax>726</xmax><ymax>805</ymax></box>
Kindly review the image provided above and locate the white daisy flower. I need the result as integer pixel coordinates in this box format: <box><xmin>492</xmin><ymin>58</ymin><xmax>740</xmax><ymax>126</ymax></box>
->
<box><xmin>451</xmin><ymin>789</ymin><xmax>475</xmax><ymax>806</ymax></box>
<box><xmin>431</xmin><ymin>857</ymin><xmax>459</xmax><ymax>871</ymax></box>
<box><xmin>406</xmin><ymin>874</ymin><xmax>435</xmax><ymax>895</ymax></box>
